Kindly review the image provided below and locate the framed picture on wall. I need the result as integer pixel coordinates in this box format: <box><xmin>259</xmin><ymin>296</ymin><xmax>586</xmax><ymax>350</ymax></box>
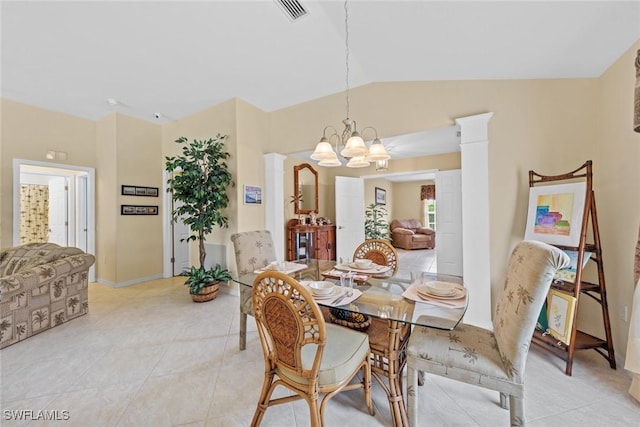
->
<box><xmin>375</xmin><ymin>187</ymin><xmax>386</xmax><ymax>205</ymax></box>
<box><xmin>244</xmin><ymin>185</ymin><xmax>262</xmax><ymax>205</ymax></box>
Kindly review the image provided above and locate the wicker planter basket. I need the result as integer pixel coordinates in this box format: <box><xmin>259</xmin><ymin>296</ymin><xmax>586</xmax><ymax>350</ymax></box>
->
<box><xmin>191</xmin><ymin>282</ymin><xmax>220</xmax><ymax>302</ymax></box>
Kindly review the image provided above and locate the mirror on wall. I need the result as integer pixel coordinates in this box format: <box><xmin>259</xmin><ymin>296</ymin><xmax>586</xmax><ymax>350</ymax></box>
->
<box><xmin>293</xmin><ymin>163</ymin><xmax>318</xmax><ymax>214</ymax></box>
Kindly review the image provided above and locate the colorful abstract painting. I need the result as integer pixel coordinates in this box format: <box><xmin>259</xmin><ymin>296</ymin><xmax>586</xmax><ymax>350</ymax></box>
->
<box><xmin>524</xmin><ymin>182</ymin><xmax>587</xmax><ymax>246</ymax></box>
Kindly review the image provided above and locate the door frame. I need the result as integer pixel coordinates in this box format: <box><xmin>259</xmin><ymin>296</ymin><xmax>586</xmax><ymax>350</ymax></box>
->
<box><xmin>162</xmin><ymin>170</ymin><xmax>191</xmax><ymax>278</ymax></box>
<box><xmin>13</xmin><ymin>158</ymin><xmax>96</xmax><ymax>282</ymax></box>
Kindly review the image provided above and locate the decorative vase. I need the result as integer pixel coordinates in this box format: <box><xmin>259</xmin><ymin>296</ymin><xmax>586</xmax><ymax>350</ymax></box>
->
<box><xmin>191</xmin><ymin>282</ymin><xmax>220</xmax><ymax>302</ymax></box>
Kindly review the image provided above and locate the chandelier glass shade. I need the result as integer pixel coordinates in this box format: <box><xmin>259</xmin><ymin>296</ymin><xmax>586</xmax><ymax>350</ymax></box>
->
<box><xmin>310</xmin><ymin>0</ymin><xmax>390</xmax><ymax>169</ymax></box>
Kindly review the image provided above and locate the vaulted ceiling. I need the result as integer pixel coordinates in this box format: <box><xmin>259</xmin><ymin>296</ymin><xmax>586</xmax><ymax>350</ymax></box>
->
<box><xmin>2</xmin><ymin>1</ymin><xmax>639</xmax><ymax>124</ymax></box>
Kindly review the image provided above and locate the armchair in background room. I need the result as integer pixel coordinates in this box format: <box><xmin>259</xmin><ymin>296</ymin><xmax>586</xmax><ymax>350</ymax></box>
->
<box><xmin>390</xmin><ymin>219</ymin><xmax>435</xmax><ymax>250</ymax></box>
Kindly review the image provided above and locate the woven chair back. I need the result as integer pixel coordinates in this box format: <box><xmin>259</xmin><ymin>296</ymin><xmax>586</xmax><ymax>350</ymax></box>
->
<box><xmin>353</xmin><ymin>239</ymin><xmax>399</xmax><ymax>275</ymax></box>
<box><xmin>253</xmin><ymin>271</ymin><xmax>327</xmax><ymax>377</ymax></box>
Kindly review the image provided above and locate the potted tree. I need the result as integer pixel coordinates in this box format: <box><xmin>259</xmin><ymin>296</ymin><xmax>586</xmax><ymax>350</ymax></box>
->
<box><xmin>165</xmin><ymin>135</ymin><xmax>233</xmax><ymax>302</ymax></box>
<box><xmin>364</xmin><ymin>203</ymin><xmax>389</xmax><ymax>240</ymax></box>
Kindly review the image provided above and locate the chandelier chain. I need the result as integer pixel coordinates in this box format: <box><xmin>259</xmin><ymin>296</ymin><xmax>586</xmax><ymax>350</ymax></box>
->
<box><xmin>344</xmin><ymin>0</ymin><xmax>350</xmax><ymax>119</ymax></box>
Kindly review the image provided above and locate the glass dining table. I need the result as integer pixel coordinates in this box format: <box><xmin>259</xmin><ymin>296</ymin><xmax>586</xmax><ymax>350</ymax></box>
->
<box><xmin>233</xmin><ymin>259</ymin><xmax>468</xmax><ymax>427</ymax></box>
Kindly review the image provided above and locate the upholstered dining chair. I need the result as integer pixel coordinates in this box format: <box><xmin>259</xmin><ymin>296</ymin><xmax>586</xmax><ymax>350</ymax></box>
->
<box><xmin>353</xmin><ymin>239</ymin><xmax>399</xmax><ymax>276</ymax></box>
<box><xmin>251</xmin><ymin>271</ymin><xmax>375</xmax><ymax>427</ymax></box>
<box><xmin>406</xmin><ymin>240</ymin><xmax>570</xmax><ymax>427</ymax></box>
<box><xmin>230</xmin><ymin>230</ymin><xmax>276</xmax><ymax>351</ymax></box>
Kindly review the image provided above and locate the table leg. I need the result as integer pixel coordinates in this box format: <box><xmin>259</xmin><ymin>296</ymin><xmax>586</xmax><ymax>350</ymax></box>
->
<box><xmin>368</xmin><ymin>318</ymin><xmax>410</xmax><ymax>427</ymax></box>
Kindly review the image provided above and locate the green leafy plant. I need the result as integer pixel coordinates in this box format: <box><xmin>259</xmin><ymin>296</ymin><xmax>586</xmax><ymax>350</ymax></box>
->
<box><xmin>184</xmin><ymin>265</ymin><xmax>231</xmax><ymax>295</ymax></box>
<box><xmin>184</xmin><ymin>266</ymin><xmax>214</xmax><ymax>295</ymax></box>
<box><xmin>165</xmin><ymin>135</ymin><xmax>233</xmax><ymax>270</ymax></box>
<box><xmin>209</xmin><ymin>264</ymin><xmax>232</xmax><ymax>282</ymax></box>
<box><xmin>365</xmin><ymin>203</ymin><xmax>389</xmax><ymax>240</ymax></box>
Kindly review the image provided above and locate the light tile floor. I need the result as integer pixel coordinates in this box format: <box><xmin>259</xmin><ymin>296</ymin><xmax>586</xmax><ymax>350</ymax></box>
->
<box><xmin>1</xmin><ymin>249</ymin><xmax>637</xmax><ymax>426</ymax></box>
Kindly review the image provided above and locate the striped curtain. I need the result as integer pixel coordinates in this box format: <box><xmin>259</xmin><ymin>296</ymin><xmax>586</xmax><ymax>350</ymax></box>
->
<box><xmin>20</xmin><ymin>184</ymin><xmax>49</xmax><ymax>243</ymax></box>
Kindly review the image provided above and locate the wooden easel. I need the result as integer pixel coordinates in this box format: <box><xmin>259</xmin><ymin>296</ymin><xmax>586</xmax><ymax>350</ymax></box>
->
<box><xmin>529</xmin><ymin>160</ymin><xmax>616</xmax><ymax>376</ymax></box>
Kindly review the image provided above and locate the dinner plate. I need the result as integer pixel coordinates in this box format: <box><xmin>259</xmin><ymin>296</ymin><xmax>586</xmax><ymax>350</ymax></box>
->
<box><xmin>312</xmin><ymin>286</ymin><xmax>342</xmax><ymax>299</ymax></box>
<box><xmin>349</xmin><ymin>261</ymin><xmax>374</xmax><ymax>269</ymax></box>
<box><xmin>417</xmin><ymin>286</ymin><xmax>465</xmax><ymax>300</ymax></box>
<box><xmin>336</xmin><ymin>263</ymin><xmax>389</xmax><ymax>273</ymax></box>
<box><xmin>418</xmin><ymin>281</ymin><xmax>458</xmax><ymax>297</ymax></box>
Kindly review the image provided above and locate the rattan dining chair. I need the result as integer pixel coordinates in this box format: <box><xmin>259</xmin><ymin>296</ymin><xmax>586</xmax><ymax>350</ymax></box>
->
<box><xmin>406</xmin><ymin>240</ymin><xmax>570</xmax><ymax>427</ymax></box>
<box><xmin>353</xmin><ymin>239</ymin><xmax>398</xmax><ymax>276</ymax></box>
<box><xmin>251</xmin><ymin>271</ymin><xmax>375</xmax><ymax>427</ymax></box>
<box><xmin>352</xmin><ymin>239</ymin><xmax>408</xmax><ymax>426</ymax></box>
<box><xmin>230</xmin><ymin>230</ymin><xmax>276</xmax><ymax>351</ymax></box>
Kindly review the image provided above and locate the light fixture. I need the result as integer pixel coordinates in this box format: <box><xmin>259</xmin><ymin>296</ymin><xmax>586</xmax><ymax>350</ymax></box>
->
<box><xmin>375</xmin><ymin>159</ymin><xmax>389</xmax><ymax>171</ymax></box>
<box><xmin>310</xmin><ymin>0</ymin><xmax>390</xmax><ymax>169</ymax></box>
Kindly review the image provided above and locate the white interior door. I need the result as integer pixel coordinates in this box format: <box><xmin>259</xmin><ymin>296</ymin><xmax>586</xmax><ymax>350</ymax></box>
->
<box><xmin>335</xmin><ymin>176</ymin><xmax>365</xmax><ymax>263</ymax></box>
<box><xmin>171</xmin><ymin>200</ymin><xmax>191</xmax><ymax>275</ymax></box>
<box><xmin>48</xmin><ymin>176</ymin><xmax>68</xmax><ymax>246</ymax></box>
<box><xmin>75</xmin><ymin>175</ymin><xmax>88</xmax><ymax>252</ymax></box>
<box><xmin>435</xmin><ymin>169</ymin><xmax>463</xmax><ymax>275</ymax></box>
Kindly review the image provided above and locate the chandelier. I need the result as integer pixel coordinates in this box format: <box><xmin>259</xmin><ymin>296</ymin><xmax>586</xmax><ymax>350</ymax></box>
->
<box><xmin>310</xmin><ymin>0</ymin><xmax>390</xmax><ymax>169</ymax></box>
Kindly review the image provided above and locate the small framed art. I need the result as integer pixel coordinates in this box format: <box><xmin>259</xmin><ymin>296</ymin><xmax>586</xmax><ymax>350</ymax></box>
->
<box><xmin>375</xmin><ymin>187</ymin><xmax>386</xmax><ymax>205</ymax></box>
<box><xmin>244</xmin><ymin>185</ymin><xmax>262</xmax><ymax>205</ymax></box>
<box><xmin>121</xmin><ymin>205</ymin><xmax>158</xmax><ymax>215</ymax></box>
<box><xmin>547</xmin><ymin>289</ymin><xmax>577</xmax><ymax>345</ymax></box>
<box><xmin>121</xmin><ymin>185</ymin><xmax>159</xmax><ymax>197</ymax></box>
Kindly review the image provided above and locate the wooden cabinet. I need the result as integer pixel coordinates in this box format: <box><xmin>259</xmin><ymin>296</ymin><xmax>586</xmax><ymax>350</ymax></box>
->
<box><xmin>287</xmin><ymin>219</ymin><xmax>336</xmax><ymax>261</ymax></box>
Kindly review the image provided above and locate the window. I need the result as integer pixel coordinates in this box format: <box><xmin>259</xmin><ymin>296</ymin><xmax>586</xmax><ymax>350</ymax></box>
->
<box><xmin>423</xmin><ymin>199</ymin><xmax>436</xmax><ymax>230</ymax></box>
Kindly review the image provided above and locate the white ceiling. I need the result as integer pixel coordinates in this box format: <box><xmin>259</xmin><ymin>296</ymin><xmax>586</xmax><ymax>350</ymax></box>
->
<box><xmin>2</xmin><ymin>1</ymin><xmax>639</xmax><ymax>125</ymax></box>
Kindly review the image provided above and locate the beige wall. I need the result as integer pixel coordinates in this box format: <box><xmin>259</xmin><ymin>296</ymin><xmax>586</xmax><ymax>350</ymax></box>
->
<box><xmin>595</xmin><ymin>40</ymin><xmax>640</xmax><ymax>355</ymax></box>
<box><xmin>1</xmin><ymin>99</ymin><xmax>96</xmax><ymax>249</ymax></box>
<box><xmin>235</xmin><ymin>99</ymin><xmax>268</xmax><ymax>233</ymax></box>
<box><xmin>95</xmin><ymin>113</ymin><xmax>163</xmax><ymax>284</ymax></box>
<box><xmin>392</xmin><ymin>180</ymin><xmax>434</xmax><ymax>222</ymax></box>
<box><xmin>95</xmin><ymin>114</ymin><xmax>117</xmax><ymax>283</ymax></box>
<box><xmin>114</xmin><ymin>114</ymin><xmax>163</xmax><ymax>283</ymax></box>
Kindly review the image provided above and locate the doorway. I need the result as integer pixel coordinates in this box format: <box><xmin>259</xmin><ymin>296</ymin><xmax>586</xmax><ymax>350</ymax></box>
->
<box><xmin>13</xmin><ymin>159</ymin><xmax>96</xmax><ymax>281</ymax></box>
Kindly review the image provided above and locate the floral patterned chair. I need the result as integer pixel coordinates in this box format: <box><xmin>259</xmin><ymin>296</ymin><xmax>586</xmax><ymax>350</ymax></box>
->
<box><xmin>406</xmin><ymin>240</ymin><xmax>570</xmax><ymax>426</ymax></box>
<box><xmin>0</xmin><ymin>242</ymin><xmax>95</xmax><ymax>349</ymax></box>
<box><xmin>230</xmin><ymin>230</ymin><xmax>276</xmax><ymax>350</ymax></box>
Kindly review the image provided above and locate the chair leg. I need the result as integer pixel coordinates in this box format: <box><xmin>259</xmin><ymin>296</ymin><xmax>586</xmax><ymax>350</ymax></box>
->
<box><xmin>239</xmin><ymin>311</ymin><xmax>247</xmax><ymax>350</ymax></box>
<box><xmin>407</xmin><ymin>366</ymin><xmax>419</xmax><ymax>427</ymax></box>
<box><xmin>251</xmin><ymin>372</ymin><xmax>276</xmax><ymax>427</ymax></box>
<box><xmin>509</xmin><ymin>395</ymin><xmax>525</xmax><ymax>427</ymax></box>
<box><xmin>363</xmin><ymin>358</ymin><xmax>375</xmax><ymax>416</ymax></box>
<box><xmin>308</xmin><ymin>395</ymin><xmax>321</xmax><ymax>427</ymax></box>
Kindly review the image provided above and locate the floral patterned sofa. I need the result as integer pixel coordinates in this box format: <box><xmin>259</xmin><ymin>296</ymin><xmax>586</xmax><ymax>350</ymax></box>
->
<box><xmin>0</xmin><ymin>242</ymin><xmax>95</xmax><ymax>349</ymax></box>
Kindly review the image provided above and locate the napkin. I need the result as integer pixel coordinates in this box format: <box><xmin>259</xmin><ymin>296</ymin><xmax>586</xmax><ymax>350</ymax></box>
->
<box><xmin>254</xmin><ymin>261</ymin><xmax>307</xmax><ymax>275</ymax></box>
<box><xmin>321</xmin><ymin>269</ymin><xmax>368</xmax><ymax>282</ymax></box>
<box><xmin>402</xmin><ymin>283</ymin><xmax>466</xmax><ymax>309</ymax></box>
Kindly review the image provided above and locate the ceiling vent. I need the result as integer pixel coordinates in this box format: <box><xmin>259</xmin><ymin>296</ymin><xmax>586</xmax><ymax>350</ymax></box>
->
<box><xmin>275</xmin><ymin>0</ymin><xmax>308</xmax><ymax>21</ymax></box>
